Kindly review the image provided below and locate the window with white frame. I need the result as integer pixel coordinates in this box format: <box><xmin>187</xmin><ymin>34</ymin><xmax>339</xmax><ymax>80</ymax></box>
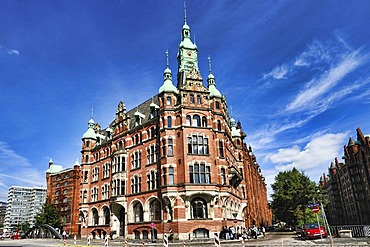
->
<box><xmin>147</xmin><ymin>144</ymin><xmax>158</xmax><ymax>164</ymax></box>
<box><xmin>168</xmin><ymin>138</ymin><xmax>173</xmax><ymax>156</ymax></box>
<box><xmin>187</xmin><ymin>134</ymin><xmax>209</xmax><ymax>155</ymax></box>
<box><xmin>191</xmin><ymin>198</ymin><xmax>208</xmax><ymax>219</ymax></box>
<box><xmin>189</xmin><ymin>162</ymin><xmax>211</xmax><ymax>184</ymax></box>
<box><xmin>192</xmin><ymin>115</ymin><xmax>201</xmax><ymax>127</ymax></box>
<box><xmin>102</xmin><ymin>184</ymin><xmax>110</xmax><ymax>200</ymax></box>
<box><xmin>131</xmin><ymin>151</ymin><xmax>141</xmax><ymax>169</ymax></box>
<box><xmin>102</xmin><ymin>163</ymin><xmax>110</xmax><ymax>178</ymax></box>
<box><xmin>131</xmin><ymin>175</ymin><xmax>141</xmax><ymax>194</ymax></box>
<box><xmin>168</xmin><ymin>167</ymin><xmax>174</xmax><ymax>185</ymax></box>
<box><xmin>92</xmin><ymin>167</ymin><xmax>99</xmax><ymax>182</ymax></box>
<box><xmin>147</xmin><ymin>170</ymin><xmax>157</xmax><ymax>190</ymax></box>
<box><xmin>91</xmin><ymin>187</ymin><xmax>98</xmax><ymax>202</ymax></box>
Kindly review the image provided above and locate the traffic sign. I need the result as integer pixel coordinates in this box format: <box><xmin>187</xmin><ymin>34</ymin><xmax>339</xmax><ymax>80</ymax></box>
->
<box><xmin>312</xmin><ymin>205</ymin><xmax>320</xmax><ymax>214</ymax></box>
<box><xmin>150</xmin><ymin>223</ymin><xmax>156</xmax><ymax>228</ymax></box>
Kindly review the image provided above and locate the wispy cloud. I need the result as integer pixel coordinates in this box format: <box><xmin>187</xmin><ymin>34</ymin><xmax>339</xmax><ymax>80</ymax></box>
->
<box><xmin>0</xmin><ymin>46</ymin><xmax>20</xmax><ymax>56</ymax></box>
<box><xmin>263</xmin><ymin>64</ymin><xmax>289</xmax><ymax>80</ymax></box>
<box><xmin>0</xmin><ymin>142</ymin><xmax>46</xmax><ymax>200</ymax></box>
<box><xmin>286</xmin><ymin>50</ymin><xmax>367</xmax><ymax>113</ymax></box>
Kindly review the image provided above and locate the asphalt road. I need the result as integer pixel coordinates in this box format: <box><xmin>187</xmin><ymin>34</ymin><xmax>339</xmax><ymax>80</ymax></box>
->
<box><xmin>0</xmin><ymin>231</ymin><xmax>368</xmax><ymax>246</ymax></box>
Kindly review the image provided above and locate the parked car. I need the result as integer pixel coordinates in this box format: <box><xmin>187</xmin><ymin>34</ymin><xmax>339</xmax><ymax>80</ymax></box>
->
<box><xmin>283</xmin><ymin>225</ymin><xmax>294</xmax><ymax>231</ymax></box>
<box><xmin>301</xmin><ymin>223</ymin><xmax>327</xmax><ymax>240</ymax></box>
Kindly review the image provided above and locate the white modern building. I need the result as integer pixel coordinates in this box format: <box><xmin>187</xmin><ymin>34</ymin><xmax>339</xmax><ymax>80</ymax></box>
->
<box><xmin>4</xmin><ymin>186</ymin><xmax>46</xmax><ymax>232</ymax></box>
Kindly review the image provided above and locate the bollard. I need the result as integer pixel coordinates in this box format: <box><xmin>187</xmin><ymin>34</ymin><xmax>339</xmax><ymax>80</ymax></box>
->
<box><xmin>163</xmin><ymin>234</ymin><xmax>168</xmax><ymax>247</ymax></box>
<box><xmin>124</xmin><ymin>238</ymin><xmax>128</xmax><ymax>247</ymax></box>
<box><xmin>105</xmin><ymin>234</ymin><xmax>109</xmax><ymax>246</ymax></box>
<box><xmin>214</xmin><ymin>232</ymin><xmax>220</xmax><ymax>247</ymax></box>
<box><xmin>87</xmin><ymin>235</ymin><xmax>91</xmax><ymax>246</ymax></box>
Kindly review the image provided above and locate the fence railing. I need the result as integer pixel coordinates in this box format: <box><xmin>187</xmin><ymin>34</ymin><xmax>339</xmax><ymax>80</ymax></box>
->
<box><xmin>330</xmin><ymin>225</ymin><xmax>370</xmax><ymax>237</ymax></box>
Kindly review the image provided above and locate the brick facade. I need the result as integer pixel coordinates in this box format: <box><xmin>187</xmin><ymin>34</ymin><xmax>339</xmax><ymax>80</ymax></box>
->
<box><xmin>320</xmin><ymin>127</ymin><xmax>370</xmax><ymax>225</ymax></box>
<box><xmin>75</xmin><ymin>11</ymin><xmax>271</xmax><ymax>240</ymax></box>
<box><xmin>46</xmin><ymin>160</ymin><xmax>81</xmax><ymax>236</ymax></box>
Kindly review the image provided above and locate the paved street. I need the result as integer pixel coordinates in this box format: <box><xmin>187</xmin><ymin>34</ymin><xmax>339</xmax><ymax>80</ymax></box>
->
<box><xmin>0</xmin><ymin>232</ymin><xmax>368</xmax><ymax>247</ymax></box>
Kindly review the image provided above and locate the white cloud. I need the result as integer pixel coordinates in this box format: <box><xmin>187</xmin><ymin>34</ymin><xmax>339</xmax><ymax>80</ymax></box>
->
<box><xmin>269</xmin><ymin>132</ymin><xmax>348</xmax><ymax>171</ymax></box>
<box><xmin>0</xmin><ymin>46</ymin><xmax>20</xmax><ymax>56</ymax></box>
<box><xmin>263</xmin><ymin>64</ymin><xmax>289</xmax><ymax>80</ymax></box>
<box><xmin>8</xmin><ymin>49</ymin><xmax>20</xmax><ymax>55</ymax></box>
<box><xmin>286</xmin><ymin>50</ymin><xmax>367</xmax><ymax>112</ymax></box>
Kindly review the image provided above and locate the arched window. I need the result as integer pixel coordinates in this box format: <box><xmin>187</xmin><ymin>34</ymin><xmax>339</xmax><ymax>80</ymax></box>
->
<box><xmin>167</xmin><ymin>116</ymin><xmax>172</xmax><ymax>128</ymax></box>
<box><xmin>193</xmin><ymin>115</ymin><xmax>201</xmax><ymax>127</ymax></box>
<box><xmin>142</xmin><ymin>230</ymin><xmax>149</xmax><ymax>239</ymax></box>
<box><xmin>103</xmin><ymin>207</ymin><xmax>110</xmax><ymax>225</ymax></box>
<box><xmin>201</xmin><ymin>117</ymin><xmax>207</xmax><ymax>127</ymax></box>
<box><xmin>193</xmin><ymin>228</ymin><xmax>209</xmax><ymax>238</ymax></box>
<box><xmin>133</xmin><ymin>202</ymin><xmax>143</xmax><ymax>222</ymax></box>
<box><xmin>150</xmin><ymin>200</ymin><xmax>161</xmax><ymax>221</ymax></box>
<box><xmin>166</xmin><ymin>96</ymin><xmax>172</xmax><ymax>105</ymax></box>
<box><xmin>191</xmin><ymin>198</ymin><xmax>207</xmax><ymax>219</ymax></box>
<box><xmin>92</xmin><ymin>208</ymin><xmax>99</xmax><ymax>225</ymax></box>
<box><xmin>134</xmin><ymin>230</ymin><xmax>140</xmax><ymax>239</ymax></box>
<box><xmin>186</xmin><ymin>115</ymin><xmax>191</xmax><ymax>126</ymax></box>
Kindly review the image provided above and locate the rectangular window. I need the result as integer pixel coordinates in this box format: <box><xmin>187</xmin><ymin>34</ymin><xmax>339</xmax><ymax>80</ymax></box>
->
<box><xmin>188</xmin><ymin>134</ymin><xmax>209</xmax><ymax>155</ymax></box>
<box><xmin>215</xmin><ymin>101</ymin><xmax>220</xmax><ymax>109</ymax></box>
<box><xmin>190</xmin><ymin>163</ymin><xmax>211</xmax><ymax>184</ymax></box>
<box><xmin>168</xmin><ymin>138</ymin><xmax>173</xmax><ymax>156</ymax></box>
<box><xmin>169</xmin><ymin>167</ymin><xmax>174</xmax><ymax>185</ymax></box>
<box><xmin>197</xmin><ymin>95</ymin><xmax>201</xmax><ymax>104</ymax></box>
<box><xmin>167</xmin><ymin>116</ymin><xmax>172</xmax><ymax>128</ymax></box>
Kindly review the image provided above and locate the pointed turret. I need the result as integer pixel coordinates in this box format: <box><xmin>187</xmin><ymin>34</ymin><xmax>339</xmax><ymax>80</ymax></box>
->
<box><xmin>177</xmin><ymin>1</ymin><xmax>199</xmax><ymax>77</ymax></box>
<box><xmin>159</xmin><ymin>50</ymin><xmax>178</xmax><ymax>94</ymax></box>
<box><xmin>207</xmin><ymin>55</ymin><xmax>222</xmax><ymax>98</ymax></box>
<box><xmin>230</xmin><ymin>117</ymin><xmax>241</xmax><ymax>137</ymax></box>
<box><xmin>82</xmin><ymin>117</ymin><xmax>97</xmax><ymax>140</ymax></box>
<box><xmin>348</xmin><ymin>137</ymin><xmax>355</xmax><ymax>146</ymax></box>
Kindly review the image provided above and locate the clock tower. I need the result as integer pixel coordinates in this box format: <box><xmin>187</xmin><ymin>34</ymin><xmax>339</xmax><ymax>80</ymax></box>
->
<box><xmin>177</xmin><ymin>2</ymin><xmax>199</xmax><ymax>82</ymax></box>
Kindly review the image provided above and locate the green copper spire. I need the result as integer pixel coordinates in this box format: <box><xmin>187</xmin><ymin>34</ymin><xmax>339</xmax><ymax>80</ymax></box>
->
<box><xmin>207</xmin><ymin>55</ymin><xmax>221</xmax><ymax>97</ymax></box>
<box><xmin>159</xmin><ymin>49</ymin><xmax>178</xmax><ymax>94</ymax></box>
<box><xmin>178</xmin><ymin>1</ymin><xmax>199</xmax><ymax>75</ymax></box>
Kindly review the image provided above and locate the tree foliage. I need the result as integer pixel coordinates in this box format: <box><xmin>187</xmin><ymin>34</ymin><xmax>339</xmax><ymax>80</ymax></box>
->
<box><xmin>271</xmin><ymin>168</ymin><xmax>326</xmax><ymax>226</ymax></box>
<box><xmin>34</xmin><ymin>203</ymin><xmax>62</xmax><ymax>228</ymax></box>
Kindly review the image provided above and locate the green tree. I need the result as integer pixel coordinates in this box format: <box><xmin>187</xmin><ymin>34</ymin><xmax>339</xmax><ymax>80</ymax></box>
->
<box><xmin>271</xmin><ymin>168</ymin><xmax>324</xmax><ymax>226</ymax></box>
<box><xmin>34</xmin><ymin>203</ymin><xmax>62</xmax><ymax>229</ymax></box>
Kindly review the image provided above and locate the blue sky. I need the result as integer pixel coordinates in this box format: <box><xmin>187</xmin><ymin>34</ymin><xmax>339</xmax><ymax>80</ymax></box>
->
<box><xmin>1</xmin><ymin>0</ymin><xmax>370</xmax><ymax>201</ymax></box>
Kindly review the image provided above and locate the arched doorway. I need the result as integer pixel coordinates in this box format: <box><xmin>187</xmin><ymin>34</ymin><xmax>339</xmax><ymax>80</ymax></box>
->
<box><xmin>111</xmin><ymin>202</ymin><xmax>126</xmax><ymax>237</ymax></box>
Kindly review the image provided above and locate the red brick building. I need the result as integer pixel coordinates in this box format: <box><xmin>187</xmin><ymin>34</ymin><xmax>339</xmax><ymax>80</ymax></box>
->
<box><xmin>46</xmin><ymin>159</ymin><xmax>81</xmax><ymax>236</ymax></box>
<box><xmin>320</xmin><ymin>127</ymin><xmax>370</xmax><ymax>225</ymax></box>
<box><xmin>79</xmin><ymin>11</ymin><xmax>271</xmax><ymax>240</ymax></box>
